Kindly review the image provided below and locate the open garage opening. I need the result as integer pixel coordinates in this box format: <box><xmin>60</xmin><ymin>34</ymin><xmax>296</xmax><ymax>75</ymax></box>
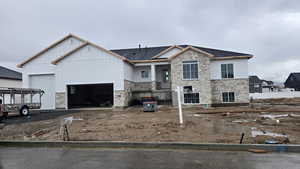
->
<box><xmin>67</xmin><ymin>83</ymin><xmax>113</xmax><ymax>109</ymax></box>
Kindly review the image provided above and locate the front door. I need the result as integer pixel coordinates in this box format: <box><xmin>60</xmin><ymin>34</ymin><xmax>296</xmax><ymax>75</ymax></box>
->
<box><xmin>160</xmin><ymin>69</ymin><xmax>171</xmax><ymax>89</ymax></box>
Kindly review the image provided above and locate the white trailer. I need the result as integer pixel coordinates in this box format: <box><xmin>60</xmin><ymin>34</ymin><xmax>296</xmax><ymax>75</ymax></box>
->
<box><xmin>0</xmin><ymin>87</ymin><xmax>44</xmax><ymax>118</ymax></box>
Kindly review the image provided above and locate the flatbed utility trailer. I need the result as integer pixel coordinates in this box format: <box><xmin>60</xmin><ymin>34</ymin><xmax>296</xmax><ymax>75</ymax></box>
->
<box><xmin>0</xmin><ymin>87</ymin><xmax>44</xmax><ymax>118</ymax></box>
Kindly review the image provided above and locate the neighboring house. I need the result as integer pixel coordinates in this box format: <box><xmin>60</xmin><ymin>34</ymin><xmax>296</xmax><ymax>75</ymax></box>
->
<box><xmin>249</xmin><ymin>76</ymin><xmax>262</xmax><ymax>93</ymax></box>
<box><xmin>284</xmin><ymin>73</ymin><xmax>300</xmax><ymax>91</ymax></box>
<box><xmin>261</xmin><ymin>80</ymin><xmax>278</xmax><ymax>92</ymax></box>
<box><xmin>249</xmin><ymin>75</ymin><xmax>278</xmax><ymax>93</ymax></box>
<box><xmin>17</xmin><ymin>34</ymin><xmax>253</xmax><ymax>110</ymax></box>
<box><xmin>0</xmin><ymin>66</ymin><xmax>22</xmax><ymax>88</ymax></box>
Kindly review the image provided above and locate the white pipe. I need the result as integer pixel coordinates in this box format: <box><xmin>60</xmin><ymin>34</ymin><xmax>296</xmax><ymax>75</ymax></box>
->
<box><xmin>177</xmin><ymin>86</ymin><xmax>183</xmax><ymax>124</ymax></box>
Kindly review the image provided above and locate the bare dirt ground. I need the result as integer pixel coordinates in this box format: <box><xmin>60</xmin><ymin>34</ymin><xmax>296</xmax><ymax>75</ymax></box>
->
<box><xmin>1</xmin><ymin>101</ymin><xmax>300</xmax><ymax>144</ymax></box>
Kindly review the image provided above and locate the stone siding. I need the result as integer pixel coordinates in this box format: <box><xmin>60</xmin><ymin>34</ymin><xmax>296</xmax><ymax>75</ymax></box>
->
<box><xmin>114</xmin><ymin>90</ymin><xmax>126</xmax><ymax>107</ymax></box>
<box><xmin>55</xmin><ymin>92</ymin><xmax>65</xmax><ymax>109</ymax></box>
<box><xmin>211</xmin><ymin>78</ymin><xmax>249</xmax><ymax>104</ymax></box>
<box><xmin>132</xmin><ymin>90</ymin><xmax>172</xmax><ymax>101</ymax></box>
<box><xmin>170</xmin><ymin>49</ymin><xmax>212</xmax><ymax>105</ymax></box>
<box><xmin>133</xmin><ymin>82</ymin><xmax>152</xmax><ymax>91</ymax></box>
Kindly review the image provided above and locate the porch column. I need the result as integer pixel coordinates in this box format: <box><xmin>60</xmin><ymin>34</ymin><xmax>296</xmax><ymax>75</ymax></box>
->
<box><xmin>151</xmin><ymin>64</ymin><xmax>156</xmax><ymax>90</ymax></box>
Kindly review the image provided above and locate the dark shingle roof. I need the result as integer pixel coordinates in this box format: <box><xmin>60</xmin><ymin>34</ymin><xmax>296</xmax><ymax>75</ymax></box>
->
<box><xmin>0</xmin><ymin>66</ymin><xmax>22</xmax><ymax>80</ymax></box>
<box><xmin>112</xmin><ymin>46</ymin><xmax>170</xmax><ymax>60</ymax></box>
<box><xmin>192</xmin><ymin>46</ymin><xmax>251</xmax><ymax>57</ymax></box>
<box><xmin>111</xmin><ymin>45</ymin><xmax>251</xmax><ymax>61</ymax></box>
<box><xmin>249</xmin><ymin>75</ymin><xmax>262</xmax><ymax>84</ymax></box>
<box><xmin>291</xmin><ymin>73</ymin><xmax>300</xmax><ymax>81</ymax></box>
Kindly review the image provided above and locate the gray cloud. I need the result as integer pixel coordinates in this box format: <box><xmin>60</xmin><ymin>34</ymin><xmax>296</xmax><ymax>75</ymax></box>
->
<box><xmin>1</xmin><ymin>0</ymin><xmax>300</xmax><ymax>82</ymax></box>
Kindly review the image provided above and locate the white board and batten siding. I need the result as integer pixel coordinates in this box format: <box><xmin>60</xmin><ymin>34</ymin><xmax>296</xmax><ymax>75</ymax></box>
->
<box><xmin>22</xmin><ymin>37</ymin><xmax>84</xmax><ymax>109</ymax></box>
<box><xmin>124</xmin><ymin>62</ymin><xmax>134</xmax><ymax>81</ymax></box>
<box><xmin>158</xmin><ymin>48</ymin><xmax>182</xmax><ymax>59</ymax></box>
<box><xmin>210</xmin><ymin>59</ymin><xmax>248</xmax><ymax>79</ymax></box>
<box><xmin>55</xmin><ymin>44</ymin><xmax>125</xmax><ymax>92</ymax></box>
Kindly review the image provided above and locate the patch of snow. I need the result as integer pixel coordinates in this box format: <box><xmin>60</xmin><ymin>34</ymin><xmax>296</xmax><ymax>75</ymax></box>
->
<box><xmin>260</xmin><ymin>114</ymin><xmax>289</xmax><ymax>120</ymax></box>
<box><xmin>251</xmin><ymin>129</ymin><xmax>288</xmax><ymax>138</ymax></box>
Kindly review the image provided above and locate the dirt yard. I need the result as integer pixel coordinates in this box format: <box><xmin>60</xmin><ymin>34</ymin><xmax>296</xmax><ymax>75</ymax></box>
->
<box><xmin>1</xmin><ymin>102</ymin><xmax>300</xmax><ymax>144</ymax></box>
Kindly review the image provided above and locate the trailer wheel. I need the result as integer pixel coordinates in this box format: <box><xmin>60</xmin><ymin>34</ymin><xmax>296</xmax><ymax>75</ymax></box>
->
<box><xmin>20</xmin><ymin>106</ymin><xmax>30</xmax><ymax>116</ymax></box>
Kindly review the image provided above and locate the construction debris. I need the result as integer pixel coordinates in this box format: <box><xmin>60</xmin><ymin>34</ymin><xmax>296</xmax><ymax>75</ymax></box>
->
<box><xmin>248</xmin><ymin>149</ymin><xmax>268</xmax><ymax>153</ymax></box>
<box><xmin>1</xmin><ymin>105</ymin><xmax>300</xmax><ymax>144</ymax></box>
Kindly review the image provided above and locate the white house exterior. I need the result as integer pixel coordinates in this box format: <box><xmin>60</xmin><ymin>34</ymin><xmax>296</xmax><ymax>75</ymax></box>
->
<box><xmin>18</xmin><ymin>34</ymin><xmax>253</xmax><ymax>109</ymax></box>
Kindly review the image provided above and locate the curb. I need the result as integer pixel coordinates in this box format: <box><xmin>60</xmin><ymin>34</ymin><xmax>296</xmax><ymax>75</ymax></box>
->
<box><xmin>0</xmin><ymin>141</ymin><xmax>300</xmax><ymax>152</ymax></box>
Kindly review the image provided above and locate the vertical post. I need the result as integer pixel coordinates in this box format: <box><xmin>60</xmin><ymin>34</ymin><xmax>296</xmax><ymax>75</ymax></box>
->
<box><xmin>151</xmin><ymin>64</ymin><xmax>156</xmax><ymax>81</ymax></box>
<box><xmin>151</xmin><ymin>64</ymin><xmax>156</xmax><ymax>90</ymax></box>
<box><xmin>177</xmin><ymin>86</ymin><xmax>183</xmax><ymax>125</ymax></box>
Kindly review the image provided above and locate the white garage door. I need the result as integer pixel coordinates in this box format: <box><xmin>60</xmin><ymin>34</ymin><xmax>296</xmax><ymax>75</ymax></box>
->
<box><xmin>29</xmin><ymin>74</ymin><xmax>55</xmax><ymax>110</ymax></box>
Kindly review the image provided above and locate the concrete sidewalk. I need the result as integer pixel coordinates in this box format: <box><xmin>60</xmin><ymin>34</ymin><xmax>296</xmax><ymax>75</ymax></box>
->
<box><xmin>0</xmin><ymin>146</ymin><xmax>299</xmax><ymax>169</ymax></box>
<box><xmin>1</xmin><ymin>141</ymin><xmax>300</xmax><ymax>152</ymax></box>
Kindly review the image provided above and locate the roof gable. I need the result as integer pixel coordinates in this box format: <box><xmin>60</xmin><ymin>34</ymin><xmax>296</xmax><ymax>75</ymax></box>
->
<box><xmin>168</xmin><ymin>45</ymin><xmax>214</xmax><ymax>60</ymax></box>
<box><xmin>17</xmin><ymin>34</ymin><xmax>85</xmax><ymax>68</ymax></box>
<box><xmin>51</xmin><ymin>41</ymin><xmax>131</xmax><ymax>65</ymax></box>
<box><xmin>151</xmin><ymin>45</ymin><xmax>183</xmax><ymax>59</ymax></box>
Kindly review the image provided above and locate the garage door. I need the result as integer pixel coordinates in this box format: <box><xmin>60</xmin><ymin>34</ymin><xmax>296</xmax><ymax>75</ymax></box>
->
<box><xmin>67</xmin><ymin>83</ymin><xmax>113</xmax><ymax>108</ymax></box>
<box><xmin>29</xmin><ymin>74</ymin><xmax>55</xmax><ymax>110</ymax></box>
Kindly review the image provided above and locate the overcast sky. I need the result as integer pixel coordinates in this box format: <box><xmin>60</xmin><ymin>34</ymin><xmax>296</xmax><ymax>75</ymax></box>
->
<box><xmin>0</xmin><ymin>0</ymin><xmax>300</xmax><ymax>82</ymax></box>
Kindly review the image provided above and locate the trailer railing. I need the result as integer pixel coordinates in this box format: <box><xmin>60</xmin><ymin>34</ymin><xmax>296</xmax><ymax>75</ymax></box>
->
<box><xmin>0</xmin><ymin>87</ymin><xmax>44</xmax><ymax>116</ymax></box>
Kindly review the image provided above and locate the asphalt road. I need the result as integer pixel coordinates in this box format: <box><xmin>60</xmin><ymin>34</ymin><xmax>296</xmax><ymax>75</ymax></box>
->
<box><xmin>0</xmin><ymin>147</ymin><xmax>299</xmax><ymax>169</ymax></box>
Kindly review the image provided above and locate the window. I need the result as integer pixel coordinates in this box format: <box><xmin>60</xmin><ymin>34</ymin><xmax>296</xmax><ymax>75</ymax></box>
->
<box><xmin>222</xmin><ymin>92</ymin><xmax>235</xmax><ymax>102</ymax></box>
<box><xmin>163</xmin><ymin>70</ymin><xmax>169</xmax><ymax>82</ymax></box>
<box><xmin>141</xmin><ymin>70</ymin><xmax>149</xmax><ymax>78</ymax></box>
<box><xmin>184</xmin><ymin>93</ymin><xmax>200</xmax><ymax>104</ymax></box>
<box><xmin>183</xmin><ymin>61</ymin><xmax>198</xmax><ymax>80</ymax></box>
<box><xmin>221</xmin><ymin>64</ymin><xmax>234</xmax><ymax>78</ymax></box>
<box><xmin>183</xmin><ymin>86</ymin><xmax>200</xmax><ymax>104</ymax></box>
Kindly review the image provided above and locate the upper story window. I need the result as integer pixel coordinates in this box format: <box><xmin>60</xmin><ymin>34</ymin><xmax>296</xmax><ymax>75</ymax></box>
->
<box><xmin>141</xmin><ymin>70</ymin><xmax>149</xmax><ymax>79</ymax></box>
<box><xmin>221</xmin><ymin>63</ymin><xmax>234</xmax><ymax>79</ymax></box>
<box><xmin>183</xmin><ymin>61</ymin><xmax>199</xmax><ymax>80</ymax></box>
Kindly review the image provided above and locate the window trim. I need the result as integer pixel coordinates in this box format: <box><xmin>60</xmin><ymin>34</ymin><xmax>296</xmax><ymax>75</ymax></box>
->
<box><xmin>221</xmin><ymin>63</ymin><xmax>234</xmax><ymax>79</ymax></box>
<box><xmin>182</xmin><ymin>60</ymin><xmax>199</xmax><ymax>80</ymax></box>
<box><xmin>222</xmin><ymin>92</ymin><xmax>235</xmax><ymax>103</ymax></box>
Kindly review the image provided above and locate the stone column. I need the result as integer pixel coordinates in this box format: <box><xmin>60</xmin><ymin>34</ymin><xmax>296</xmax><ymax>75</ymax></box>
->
<box><xmin>151</xmin><ymin>64</ymin><xmax>156</xmax><ymax>91</ymax></box>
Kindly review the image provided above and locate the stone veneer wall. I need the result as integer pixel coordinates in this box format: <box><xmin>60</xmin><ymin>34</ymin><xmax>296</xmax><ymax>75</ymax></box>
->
<box><xmin>55</xmin><ymin>92</ymin><xmax>65</xmax><ymax>109</ymax></box>
<box><xmin>133</xmin><ymin>82</ymin><xmax>152</xmax><ymax>91</ymax></box>
<box><xmin>211</xmin><ymin>78</ymin><xmax>249</xmax><ymax>103</ymax></box>
<box><xmin>171</xmin><ymin>49</ymin><xmax>212</xmax><ymax>105</ymax></box>
<box><xmin>114</xmin><ymin>80</ymin><xmax>135</xmax><ymax>107</ymax></box>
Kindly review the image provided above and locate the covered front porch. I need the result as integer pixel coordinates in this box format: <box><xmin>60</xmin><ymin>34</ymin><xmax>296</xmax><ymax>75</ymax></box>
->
<box><xmin>131</xmin><ymin>62</ymin><xmax>172</xmax><ymax>104</ymax></box>
<box><xmin>133</xmin><ymin>62</ymin><xmax>171</xmax><ymax>91</ymax></box>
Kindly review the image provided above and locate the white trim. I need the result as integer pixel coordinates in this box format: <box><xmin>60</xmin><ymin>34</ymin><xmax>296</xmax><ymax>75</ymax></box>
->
<box><xmin>221</xmin><ymin>91</ymin><xmax>236</xmax><ymax>103</ymax></box>
<box><xmin>65</xmin><ymin>85</ymin><xmax>68</xmax><ymax>110</ymax></box>
<box><xmin>28</xmin><ymin>73</ymin><xmax>55</xmax><ymax>76</ymax></box>
<box><xmin>134</xmin><ymin>62</ymin><xmax>170</xmax><ymax>66</ymax></box>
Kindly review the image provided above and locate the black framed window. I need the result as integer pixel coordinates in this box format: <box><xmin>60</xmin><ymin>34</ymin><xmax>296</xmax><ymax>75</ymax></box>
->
<box><xmin>183</xmin><ymin>61</ymin><xmax>199</xmax><ymax>80</ymax></box>
<box><xmin>222</xmin><ymin>92</ymin><xmax>235</xmax><ymax>102</ymax></box>
<box><xmin>221</xmin><ymin>64</ymin><xmax>234</xmax><ymax>78</ymax></box>
<box><xmin>184</xmin><ymin>93</ymin><xmax>200</xmax><ymax>103</ymax></box>
<box><xmin>141</xmin><ymin>70</ymin><xmax>149</xmax><ymax>78</ymax></box>
<box><xmin>183</xmin><ymin>86</ymin><xmax>200</xmax><ymax>103</ymax></box>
